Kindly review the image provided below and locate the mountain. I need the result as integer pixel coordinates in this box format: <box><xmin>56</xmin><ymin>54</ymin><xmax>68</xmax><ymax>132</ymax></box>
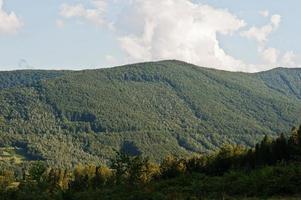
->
<box><xmin>0</xmin><ymin>70</ymin><xmax>66</xmax><ymax>89</ymax></box>
<box><xmin>0</xmin><ymin>60</ymin><xmax>301</xmax><ymax>167</ymax></box>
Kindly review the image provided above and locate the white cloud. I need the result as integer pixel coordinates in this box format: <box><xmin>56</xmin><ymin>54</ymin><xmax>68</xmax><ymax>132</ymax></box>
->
<box><xmin>259</xmin><ymin>49</ymin><xmax>299</xmax><ymax>69</ymax></box>
<box><xmin>271</xmin><ymin>14</ymin><xmax>281</xmax><ymax>28</ymax></box>
<box><xmin>281</xmin><ymin>51</ymin><xmax>297</xmax><ymax>67</ymax></box>
<box><xmin>117</xmin><ymin>0</ymin><xmax>246</xmax><ymax>71</ymax></box>
<box><xmin>59</xmin><ymin>0</ymin><xmax>107</xmax><ymax>26</ymax></box>
<box><xmin>0</xmin><ymin>0</ymin><xmax>23</xmax><ymax>34</ymax></box>
<box><xmin>241</xmin><ymin>14</ymin><xmax>281</xmax><ymax>45</ymax></box>
<box><xmin>259</xmin><ymin>10</ymin><xmax>269</xmax><ymax>17</ymax></box>
<box><xmin>105</xmin><ymin>54</ymin><xmax>118</xmax><ymax>65</ymax></box>
<box><xmin>58</xmin><ymin>0</ymin><xmax>299</xmax><ymax>71</ymax></box>
<box><xmin>241</xmin><ymin>25</ymin><xmax>273</xmax><ymax>44</ymax></box>
<box><xmin>239</xmin><ymin>13</ymin><xmax>298</xmax><ymax>69</ymax></box>
<box><xmin>261</xmin><ymin>48</ymin><xmax>279</xmax><ymax>64</ymax></box>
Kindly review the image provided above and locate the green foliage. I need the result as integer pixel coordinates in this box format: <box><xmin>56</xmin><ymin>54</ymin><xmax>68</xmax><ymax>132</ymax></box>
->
<box><xmin>28</xmin><ymin>161</ymin><xmax>47</xmax><ymax>181</ymax></box>
<box><xmin>0</xmin><ymin>70</ymin><xmax>65</xmax><ymax>89</ymax></box>
<box><xmin>2</xmin><ymin>126</ymin><xmax>301</xmax><ymax>199</ymax></box>
<box><xmin>93</xmin><ymin>166</ymin><xmax>112</xmax><ymax>187</ymax></box>
<box><xmin>0</xmin><ymin>170</ymin><xmax>14</xmax><ymax>191</ymax></box>
<box><xmin>160</xmin><ymin>156</ymin><xmax>186</xmax><ymax>178</ymax></box>
<box><xmin>2</xmin><ymin>61</ymin><xmax>301</xmax><ymax>199</ymax></box>
<box><xmin>110</xmin><ymin>152</ymin><xmax>158</xmax><ymax>185</ymax></box>
<box><xmin>0</xmin><ymin>60</ymin><xmax>301</xmax><ymax>167</ymax></box>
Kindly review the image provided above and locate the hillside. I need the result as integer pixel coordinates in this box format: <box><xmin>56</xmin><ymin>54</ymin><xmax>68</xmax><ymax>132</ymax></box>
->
<box><xmin>0</xmin><ymin>70</ymin><xmax>66</xmax><ymax>89</ymax></box>
<box><xmin>0</xmin><ymin>60</ymin><xmax>301</xmax><ymax>167</ymax></box>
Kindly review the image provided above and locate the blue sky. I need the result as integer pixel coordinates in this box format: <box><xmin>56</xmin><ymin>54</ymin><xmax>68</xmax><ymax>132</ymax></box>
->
<box><xmin>0</xmin><ymin>0</ymin><xmax>300</xmax><ymax>72</ymax></box>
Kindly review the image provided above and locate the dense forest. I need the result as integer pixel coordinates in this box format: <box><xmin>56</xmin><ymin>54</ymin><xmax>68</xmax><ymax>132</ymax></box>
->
<box><xmin>1</xmin><ymin>125</ymin><xmax>301</xmax><ymax>199</ymax></box>
<box><xmin>0</xmin><ymin>60</ymin><xmax>301</xmax><ymax>167</ymax></box>
<box><xmin>0</xmin><ymin>60</ymin><xmax>301</xmax><ymax>199</ymax></box>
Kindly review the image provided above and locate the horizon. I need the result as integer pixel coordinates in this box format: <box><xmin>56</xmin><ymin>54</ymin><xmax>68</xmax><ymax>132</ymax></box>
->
<box><xmin>0</xmin><ymin>59</ymin><xmax>298</xmax><ymax>73</ymax></box>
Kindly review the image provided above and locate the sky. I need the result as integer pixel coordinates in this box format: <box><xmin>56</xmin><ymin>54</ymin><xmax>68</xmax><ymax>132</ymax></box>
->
<box><xmin>0</xmin><ymin>0</ymin><xmax>300</xmax><ymax>72</ymax></box>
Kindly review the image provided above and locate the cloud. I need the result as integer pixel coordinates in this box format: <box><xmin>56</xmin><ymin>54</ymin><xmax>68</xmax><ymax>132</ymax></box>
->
<box><xmin>259</xmin><ymin>10</ymin><xmax>269</xmax><ymax>17</ymax></box>
<box><xmin>0</xmin><ymin>0</ymin><xmax>23</xmax><ymax>34</ymax></box>
<box><xmin>241</xmin><ymin>14</ymin><xmax>281</xmax><ymax>44</ymax></box>
<box><xmin>271</xmin><ymin>14</ymin><xmax>281</xmax><ymax>28</ymax></box>
<box><xmin>281</xmin><ymin>51</ymin><xmax>298</xmax><ymax>67</ymax></box>
<box><xmin>105</xmin><ymin>54</ymin><xmax>115</xmax><ymax>62</ymax></box>
<box><xmin>59</xmin><ymin>0</ymin><xmax>107</xmax><ymax>26</ymax></box>
<box><xmin>56</xmin><ymin>19</ymin><xmax>65</xmax><ymax>28</ymax></box>
<box><xmin>254</xmin><ymin>48</ymin><xmax>299</xmax><ymax>70</ymax></box>
<box><xmin>104</xmin><ymin>54</ymin><xmax>122</xmax><ymax>66</ymax></box>
<box><xmin>117</xmin><ymin>0</ymin><xmax>246</xmax><ymax>71</ymax></box>
<box><xmin>239</xmin><ymin>13</ymin><xmax>298</xmax><ymax>69</ymax></box>
<box><xmin>259</xmin><ymin>49</ymin><xmax>298</xmax><ymax>68</ymax></box>
<box><xmin>58</xmin><ymin>0</ymin><xmax>299</xmax><ymax>71</ymax></box>
<box><xmin>261</xmin><ymin>48</ymin><xmax>279</xmax><ymax>64</ymax></box>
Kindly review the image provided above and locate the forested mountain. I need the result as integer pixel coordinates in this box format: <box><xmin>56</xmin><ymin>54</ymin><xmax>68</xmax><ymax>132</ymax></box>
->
<box><xmin>0</xmin><ymin>70</ymin><xmax>66</xmax><ymax>89</ymax></box>
<box><xmin>0</xmin><ymin>60</ymin><xmax>301</xmax><ymax>167</ymax></box>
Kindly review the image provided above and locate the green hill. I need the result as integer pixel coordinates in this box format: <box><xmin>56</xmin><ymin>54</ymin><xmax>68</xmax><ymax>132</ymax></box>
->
<box><xmin>0</xmin><ymin>60</ymin><xmax>300</xmax><ymax>167</ymax></box>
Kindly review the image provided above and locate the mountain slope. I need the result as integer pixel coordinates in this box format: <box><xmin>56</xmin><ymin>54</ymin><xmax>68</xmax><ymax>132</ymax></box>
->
<box><xmin>0</xmin><ymin>60</ymin><xmax>300</xmax><ymax>166</ymax></box>
<box><xmin>257</xmin><ymin>67</ymin><xmax>301</xmax><ymax>99</ymax></box>
<box><xmin>0</xmin><ymin>70</ymin><xmax>66</xmax><ymax>89</ymax></box>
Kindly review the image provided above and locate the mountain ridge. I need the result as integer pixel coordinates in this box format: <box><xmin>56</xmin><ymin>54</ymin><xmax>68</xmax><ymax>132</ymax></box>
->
<box><xmin>0</xmin><ymin>60</ymin><xmax>301</xmax><ymax>167</ymax></box>
<box><xmin>0</xmin><ymin>59</ymin><xmax>299</xmax><ymax>73</ymax></box>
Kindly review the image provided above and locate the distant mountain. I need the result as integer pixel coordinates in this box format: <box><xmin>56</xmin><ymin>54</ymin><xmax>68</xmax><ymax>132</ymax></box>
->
<box><xmin>0</xmin><ymin>60</ymin><xmax>300</xmax><ymax>167</ymax></box>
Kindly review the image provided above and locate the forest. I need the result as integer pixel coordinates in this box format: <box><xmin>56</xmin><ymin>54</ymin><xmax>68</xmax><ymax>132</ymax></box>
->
<box><xmin>0</xmin><ymin>61</ymin><xmax>301</xmax><ymax>199</ymax></box>
<box><xmin>0</xmin><ymin>60</ymin><xmax>301</xmax><ymax>166</ymax></box>
<box><xmin>1</xmin><ymin>125</ymin><xmax>301</xmax><ymax>199</ymax></box>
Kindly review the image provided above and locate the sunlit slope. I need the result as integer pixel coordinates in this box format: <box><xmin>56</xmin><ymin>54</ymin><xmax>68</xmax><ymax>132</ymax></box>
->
<box><xmin>0</xmin><ymin>60</ymin><xmax>300</xmax><ymax>165</ymax></box>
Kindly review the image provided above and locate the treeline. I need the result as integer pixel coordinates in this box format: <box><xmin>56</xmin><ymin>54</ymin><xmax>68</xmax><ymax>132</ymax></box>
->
<box><xmin>0</xmin><ymin>70</ymin><xmax>65</xmax><ymax>89</ymax></box>
<box><xmin>1</xmin><ymin>126</ymin><xmax>301</xmax><ymax>199</ymax></box>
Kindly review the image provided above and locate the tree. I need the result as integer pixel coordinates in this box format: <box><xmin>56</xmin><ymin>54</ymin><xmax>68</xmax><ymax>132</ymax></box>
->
<box><xmin>210</xmin><ymin>144</ymin><xmax>243</xmax><ymax>175</ymax></box>
<box><xmin>272</xmin><ymin>133</ymin><xmax>289</xmax><ymax>162</ymax></box>
<box><xmin>0</xmin><ymin>170</ymin><xmax>14</xmax><ymax>191</ymax></box>
<box><xmin>110</xmin><ymin>152</ymin><xmax>130</xmax><ymax>184</ymax></box>
<box><xmin>93</xmin><ymin>166</ymin><xmax>112</xmax><ymax>187</ymax></box>
<box><xmin>28</xmin><ymin>161</ymin><xmax>47</xmax><ymax>182</ymax></box>
<box><xmin>255</xmin><ymin>135</ymin><xmax>273</xmax><ymax>165</ymax></box>
<box><xmin>70</xmin><ymin>165</ymin><xmax>96</xmax><ymax>191</ymax></box>
<box><xmin>160</xmin><ymin>155</ymin><xmax>186</xmax><ymax>178</ymax></box>
<box><xmin>110</xmin><ymin>152</ymin><xmax>159</xmax><ymax>185</ymax></box>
